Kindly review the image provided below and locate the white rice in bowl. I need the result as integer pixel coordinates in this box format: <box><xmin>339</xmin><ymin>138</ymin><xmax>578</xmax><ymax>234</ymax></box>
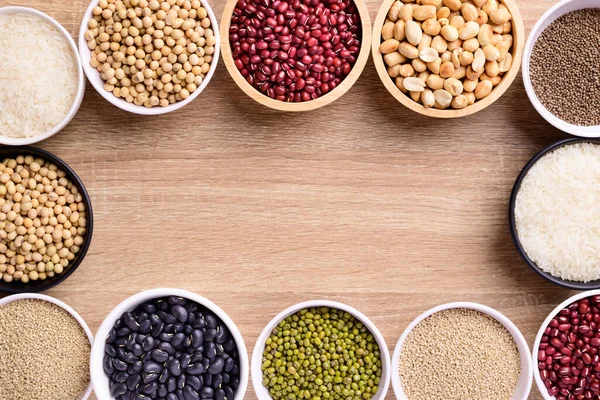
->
<box><xmin>0</xmin><ymin>13</ymin><xmax>78</xmax><ymax>138</ymax></box>
<box><xmin>515</xmin><ymin>142</ymin><xmax>600</xmax><ymax>283</ymax></box>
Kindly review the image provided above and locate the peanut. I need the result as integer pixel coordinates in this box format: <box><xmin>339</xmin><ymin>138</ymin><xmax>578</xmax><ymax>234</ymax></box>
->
<box><xmin>482</xmin><ymin>0</ymin><xmax>498</xmax><ymax>15</ymax></box>
<box><xmin>414</xmin><ymin>5</ymin><xmax>437</xmax><ymax>21</ymax></box>
<box><xmin>418</xmin><ymin>34</ymin><xmax>433</xmax><ymax>52</ymax></box>
<box><xmin>388</xmin><ymin>1</ymin><xmax>404</xmax><ymax>22</ymax></box>
<box><xmin>421</xmin><ymin>89</ymin><xmax>435</xmax><ymax>107</ymax></box>
<box><xmin>440</xmin><ymin>25</ymin><xmax>459</xmax><ymax>41</ymax></box>
<box><xmin>422</xmin><ymin>18</ymin><xmax>441</xmax><ymax>36</ymax></box>
<box><xmin>382</xmin><ymin>21</ymin><xmax>395</xmax><ymax>40</ymax></box>
<box><xmin>433</xmin><ymin>89</ymin><xmax>453</xmax><ymax>107</ymax></box>
<box><xmin>461</xmin><ymin>3</ymin><xmax>478</xmax><ymax>22</ymax></box>
<box><xmin>380</xmin><ymin>39</ymin><xmax>400</xmax><ymax>54</ymax></box>
<box><xmin>399</xmin><ymin>4</ymin><xmax>413</xmax><ymax>21</ymax></box>
<box><xmin>451</xmin><ymin>94</ymin><xmax>469</xmax><ymax>109</ymax></box>
<box><xmin>443</xmin><ymin>0</ymin><xmax>462</xmax><ymax>12</ymax></box>
<box><xmin>437</xmin><ymin>7</ymin><xmax>451</xmax><ymax>19</ymax></box>
<box><xmin>490</xmin><ymin>8</ymin><xmax>511</xmax><ymax>25</ymax></box>
<box><xmin>444</xmin><ymin>77</ymin><xmax>463</xmax><ymax>96</ymax></box>
<box><xmin>464</xmin><ymin>91</ymin><xmax>476</xmax><ymax>104</ymax></box>
<box><xmin>387</xmin><ymin>64</ymin><xmax>402</xmax><ymax>77</ymax></box>
<box><xmin>485</xmin><ymin>60</ymin><xmax>499</xmax><ymax>77</ymax></box>
<box><xmin>403</xmin><ymin>76</ymin><xmax>427</xmax><ymax>91</ymax></box>
<box><xmin>419</xmin><ymin>47</ymin><xmax>439</xmax><ymax>63</ymax></box>
<box><xmin>400</xmin><ymin>63</ymin><xmax>416</xmax><ymax>77</ymax></box>
<box><xmin>447</xmin><ymin>39</ymin><xmax>463</xmax><ymax>51</ymax></box>
<box><xmin>395</xmin><ymin>76</ymin><xmax>407</xmax><ymax>92</ymax></box>
<box><xmin>383</xmin><ymin>51</ymin><xmax>407</xmax><ymax>66</ymax></box>
<box><xmin>478</xmin><ymin>24</ymin><xmax>493</xmax><ymax>46</ymax></box>
<box><xmin>463</xmin><ymin>38</ymin><xmax>480</xmax><ymax>52</ymax></box>
<box><xmin>426</xmin><ymin>74</ymin><xmax>445</xmax><ymax>90</ymax></box>
<box><xmin>483</xmin><ymin>44</ymin><xmax>500</xmax><ymax>61</ymax></box>
<box><xmin>452</xmin><ymin>66</ymin><xmax>466</xmax><ymax>79</ymax></box>
<box><xmin>405</xmin><ymin>20</ymin><xmax>423</xmax><ymax>45</ymax></box>
<box><xmin>475</xmin><ymin>79</ymin><xmax>493</xmax><ymax>99</ymax></box>
<box><xmin>472</xmin><ymin>48</ymin><xmax>486</xmax><ymax>73</ymax></box>
<box><xmin>412</xmin><ymin>58</ymin><xmax>427</xmax><ymax>72</ymax></box>
<box><xmin>450</xmin><ymin>15</ymin><xmax>465</xmax><ymax>29</ymax></box>
<box><xmin>394</xmin><ymin>20</ymin><xmax>406</xmax><ymax>41</ymax></box>
<box><xmin>463</xmin><ymin>78</ymin><xmax>478</xmax><ymax>92</ymax></box>
<box><xmin>459</xmin><ymin>21</ymin><xmax>480</xmax><ymax>40</ymax></box>
<box><xmin>431</xmin><ymin>35</ymin><xmax>448</xmax><ymax>53</ymax></box>
<box><xmin>410</xmin><ymin>90</ymin><xmax>421</xmax><ymax>102</ymax></box>
<box><xmin>440</xmin><ymin>61</ymin><xmax>455</xmax><ymax>78</ymax></box>
<box><xmin>459</xmin><ymin>50</ymin><xmax>474</xmax><ymax>66</ymax></box>
<box><xmin>498</xmin><ymin>52</ymin><xmax>512</xmax><ymax>72</ymax></box>
<box><xmin>475</xmin><ymin>9</ymin><xmax>488</xmax><ymax>25</ymax></box>
<box><xmin>399</xmin><ymin>42</ymin><xmax>420</xmax><ymax>58</ymax></box>
<box><xmin>427</xmin><ymin>57</ymin><xmax>442</xmax><ymax>74</ymax></box>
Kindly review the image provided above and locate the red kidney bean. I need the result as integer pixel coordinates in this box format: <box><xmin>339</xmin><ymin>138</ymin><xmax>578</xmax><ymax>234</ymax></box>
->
<box><xmin>229</xmin><ymin>0</ymin><xmax>361</xmax><ymax>102</ymax></box>
<box><xmin>539</xmin><ymin>298</ymin><xmax>600</xmax><ymax>399</ymax></box>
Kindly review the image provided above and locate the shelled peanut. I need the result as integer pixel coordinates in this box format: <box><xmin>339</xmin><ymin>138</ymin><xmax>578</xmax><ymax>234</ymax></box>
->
<box><xmin>378</xmin><ymin>0</ymin><xmax>514</xmax><ymax>109</ymax></box>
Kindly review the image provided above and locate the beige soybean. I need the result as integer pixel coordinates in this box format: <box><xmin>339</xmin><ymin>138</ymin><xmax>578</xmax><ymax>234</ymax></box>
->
<box><xmin>0</xmin><ymin>156</ymin><xmax>87</xmax><ymax>284</ymax></box>
<box><xmin>380</xmin><ymin>0</ymin><xmax>514</xmax><ymax>109</ymax></box>
<box><xmin>399</xmin><ymin>308</ymin><xmax>520</xmax><ymax>400</ymax></box>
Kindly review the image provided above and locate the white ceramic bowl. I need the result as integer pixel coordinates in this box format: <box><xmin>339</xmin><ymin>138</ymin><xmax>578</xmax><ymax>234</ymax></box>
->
<box><xmin>0</xmin><ymin>6</ymin><xmax>85</xmax><ymax>145</ymax></box>
<box><xmin>252</xmin><ymin>300</ymin><xmax>391</xmax><ymax>400</ymax></box>
<box><xmin>522</xmin><ymin>0</ymin><xmax>600</xmax><ymax>137</ymax></box>
<box><xmin>391</xmin><ymin>302</ymin><xmax>533</xmax><ymax>400</ymax></box>
<box><xmin>78</xmin><ymin>0</ymin><xmax>220</xmax><ymax>115</ymax></box>
<box><xmin>0</xmin><ymin>293</ymin><xmax>93</xmax><ymax>400</ymax></box>
<box><xmin>532</xmin><ymin>290</ymin><xmax>600</xmax><ymax>400</ymax></box>
<box><xmin>90</xmin><ymin>288</ymin><xmax>248</xmax><ymax>400</ymax></box>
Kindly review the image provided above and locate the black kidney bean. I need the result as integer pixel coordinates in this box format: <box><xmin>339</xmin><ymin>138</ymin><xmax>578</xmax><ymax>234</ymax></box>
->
<box><xmin>113</xmin><ymin>370</ymin><xmax>129</xmax><ymax>383</ymax></box>
<box><xmin>204</xmin><ymin>342</ymin><xmax>217</xmax><ymax>359</ymax></box>
<box><xmin>187</xmin><ymin>375</ymin><xmax>202</xmax><ymax>392</ymax></box>
<box><xmin>215</xmin><ymin>388</ymin><xmax>226</xmax><ymax>400</ymax></box>
<box><xmin>106</xmin><ymin>328</ymin><xmax>117</xmax><ymax>344</ymax></box>
<box><xmin>212</xmin><ymin>373</ymin><xmax>223</xmax><ymax>389</ymax></box>
<box><xmin>127</xmin><ymin>374</ymin><xmax>141</xmax><ymax>391</ymax></box>
<box><xmin>142</xmin><ymin>381</ymin><xmax>158</xmax><ymax>396</ymax></box>
<box><xmin>186</xmin><ymin>363</ymin><xmax>205</xmax><ymax>376</ymax></box>
<box><xmin>139</xmin><ymin>319</ymin><xmax>152</xmax><ymax>334</ymax></box>
<box><xmin>183</xmin><ymin>385</ymin><xmax>200</xmax><ymax>400</ymax></box>
<box><xmin>167</xmin><ymin>377</ymin><xmax>177</xmax><ymax>393</ymax></box>
<box><xmin>104</xmin><ymin>354</ymin><xmax>115</xmax><ymax>375</ymax></box>
<box><xmin>143</xmin><ymin>361</ymin><xmax>162</xmax><ymax>374</ymax></box>
<box><xmin>110</xmin><ymin>382</ymin><xmax>128</xmax><ymax>397</ymax></box>
<box><xmin>158</xmin><ymin>383</ymin><xmax>168</xmax><ymax>397</ymax></box>
<box><xmin>105</xmin><ymin>297</ymin><xmax>241</xmax><ymax>400</ymax></box>
<box><xmin>168</xmin><ymin>358</ymin><xmax>182</xmax><ymax>377</ymax></box>
<box><xmin>177</xmin><ymin>374</ymin><xmax>186</xmax><ymax>390</ymax></box>
<box><xmin>200</xmin><ymin>386</ymin><xmax>214</xmax><ymax>399</ymax></box>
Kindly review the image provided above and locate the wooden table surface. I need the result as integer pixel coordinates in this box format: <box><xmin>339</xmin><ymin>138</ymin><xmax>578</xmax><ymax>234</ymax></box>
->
<box><xmin>0</xmin><ymin>0</ymin><xmax>573</xmax><ymax>398</ymax></box>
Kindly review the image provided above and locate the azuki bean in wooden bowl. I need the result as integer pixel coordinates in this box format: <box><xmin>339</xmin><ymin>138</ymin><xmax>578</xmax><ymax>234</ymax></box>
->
<box><xmin>220</xmin><ymin>0</ymin><xmax>372</xmax><ymax>111</ymax></box>
<box><xmin>372</xmin><ymin>0</ymin><xmax>524</xmax><ymax>118</ymax></box>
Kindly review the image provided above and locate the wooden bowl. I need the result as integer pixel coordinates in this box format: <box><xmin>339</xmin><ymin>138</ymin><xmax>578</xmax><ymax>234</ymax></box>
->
<box><xmin>220</xmin><ymin>0</ymin><xmax>372</xmax><ymax>112</ymax></box>
<box><xmin>371</xmin><ymin>0</ymin><xmax>524</xmax><ymax>118</ymax></box>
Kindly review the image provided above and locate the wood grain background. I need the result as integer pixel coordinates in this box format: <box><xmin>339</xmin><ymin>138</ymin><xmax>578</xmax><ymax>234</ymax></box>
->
<box><xmin>0</xmin><ymin>0</ymin><xmax>572</xmax><ymax>398</ymax></box>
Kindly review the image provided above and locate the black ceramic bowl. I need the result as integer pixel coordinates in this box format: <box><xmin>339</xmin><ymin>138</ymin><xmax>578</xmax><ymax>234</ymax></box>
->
<box><xmin>0</xmin><ymin>146</ymin><xmax>93</xmax><ymax>294</ymax></box>
<box><xmin>509</xmin><ymin>138</ymin><xmax>600</xmax><ymax>290</ymax></box>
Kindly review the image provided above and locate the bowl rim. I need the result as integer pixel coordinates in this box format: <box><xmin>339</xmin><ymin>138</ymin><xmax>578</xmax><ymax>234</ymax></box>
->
<box><xmin>521</xmin><ymin>0</ymin><xmax>600</xmax><ymax>137</ymax></box>
<box><xmin>78</xmin><ymin>0</ymin><xmax>220</xmax><ymax>116</ymax></box>
<box><xmin>531</xmin><ymin>290</ymin><xmax>600</xmax><ymax>400</ymax></box>
<box><xmin>390</xmin><ymin>302</ymin><xmax>532</xmax><ymax>400</ymax></box>
<box><xmin>219</xmin><ymin>0</ymin><xmax>372</xmax><ymax>112</ymax></box>
<box><xmin>0</xmin><ymin>6</ymin><xmax>86</xmax><ymax>145</ymax></box>
<box><xmin>0</xmin><ymin>292</ymin><xmax>94</xmax><ymax>400</ymax></box>
<box><xmin>89</xmin><ymin>288</ymin><xmax>249</xmax><ymax>400</ymax></box>
<box><xmin>251</xmin><ymin>300</ymin><xmax>391</xmax><ymax>400</ymax></box>
<box><xmin>508</xmin><ymin>138</ymin><xmax>600</xmax><ymax>290</ymax></box>
<box><xmin>371</xmin><ymin>0</ymin><xmax>525</xmax><ymax>119</ymax></box>
<box><xmin>0</xmin><ymin>146</ymin><xmax>94</xmax><ymax>294</ymax></box>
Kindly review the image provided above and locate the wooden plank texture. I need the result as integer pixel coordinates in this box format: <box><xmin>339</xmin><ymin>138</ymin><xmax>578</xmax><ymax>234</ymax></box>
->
<box><xmin>0</xmin><ymin>0</ymin><xmax>574</xmax><ymax>399</ymax></box>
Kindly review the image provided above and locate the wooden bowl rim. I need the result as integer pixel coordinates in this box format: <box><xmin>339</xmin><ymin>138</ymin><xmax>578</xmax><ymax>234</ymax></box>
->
<box><xmin>371</xmin><ymin>0</ymin><xmax>525</xmax><ymax>118</ymax></box>
<box><xmin>220</xmin><ymin>0</ymin><xmax>372</xmax><ymax>112</ymax></box>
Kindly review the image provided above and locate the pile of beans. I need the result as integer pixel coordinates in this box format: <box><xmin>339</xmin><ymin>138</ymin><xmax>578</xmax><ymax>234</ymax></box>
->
<box><xmin>261</xmin><ymin>307</ymin><xmax>382</xmax><ymax>400</ymax></box>
<box><xmin>103</xmin><ymin>296</ymin><xmax>240</xmax><ymax>400</ymax></box>
<box><xmin>379</xmin><ymin>0</ymin><xmax>514</xmax><ymax>109</ymax></box>
<box><xmin>85</xmin><ymin>0</ymin><xmax>216</xmax><ymax>108</ymax></box>
<box><xmin>0</xmin><ymin>299</ymin><xmax>90</xmax><ymax>400</ymax></box>
<box><xmin>228</xmin><ymin>0</ymin><xmax>362</xmax><ymax>102</ymax></box>
<box><xmin>0</xmin><ymin>155</ymin><xmax>87</xmax><ymax>284</ymax></box>
<box><xmin>538</xmin><ymin>296</ymin><xmax>600</xmax><ymax>399</ymax></box>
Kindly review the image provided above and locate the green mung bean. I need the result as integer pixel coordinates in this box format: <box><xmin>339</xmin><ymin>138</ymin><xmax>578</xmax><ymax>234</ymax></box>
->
<box><xmin>261</xmin><ymin>307</ymin><xmax>382</xmax><ymax>400</ymax></box>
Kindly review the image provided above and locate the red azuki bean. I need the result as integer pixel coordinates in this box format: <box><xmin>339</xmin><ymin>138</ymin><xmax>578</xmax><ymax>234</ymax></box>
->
<box><xmin>229</xmin><ymin>0</ymin><xmax>360</xmax><ymax>102</ymax></box>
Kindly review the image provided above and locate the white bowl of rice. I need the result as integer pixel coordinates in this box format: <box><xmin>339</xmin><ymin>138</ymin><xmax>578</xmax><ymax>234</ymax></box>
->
<box><xmin>0</xmin><ymin>7</ymin><xmax>85</xmax><ymax>145</ymax></box>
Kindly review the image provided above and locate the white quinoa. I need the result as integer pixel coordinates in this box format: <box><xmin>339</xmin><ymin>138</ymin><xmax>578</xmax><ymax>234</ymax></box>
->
<box><xmin>0</xmin><ymin>299</ymin><xmax>90</xmax><ymax>400</ymax></box>
<box><xmin>399</xmin><ymin>308</ymin><xmax>520</xmax><ymax>400</ymax></box>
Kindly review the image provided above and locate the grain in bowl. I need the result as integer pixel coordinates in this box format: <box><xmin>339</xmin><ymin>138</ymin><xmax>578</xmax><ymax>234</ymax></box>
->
<box><xmin>397</xmin><ymin>308</ymin><xmax>521</xmax><ymax>400</ymax></box>
<box><xmin>513</xmin><ymin>141</ymin><xmax>600</xmax><ymax>283</ymax></box>
<box><xmin>377</xmin><ymin>0</ymin><xmax>517</xmax><ymax>110</ymax></box>
<box><xmin>0</xmin><ymin>11</ymin><xmax>80</xmax><ymax>139</ymax></box>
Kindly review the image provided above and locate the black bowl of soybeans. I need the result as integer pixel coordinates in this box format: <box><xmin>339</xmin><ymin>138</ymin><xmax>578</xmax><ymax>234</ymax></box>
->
<box><xmin>0</xmin><ymin>146</ymin><xmax>93</xmax><ymax>294</ymax></box>
<box><xmin>90</xmin><ymin>289</ymin><xmax>249</xmax><ymax>400</ymax></box>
